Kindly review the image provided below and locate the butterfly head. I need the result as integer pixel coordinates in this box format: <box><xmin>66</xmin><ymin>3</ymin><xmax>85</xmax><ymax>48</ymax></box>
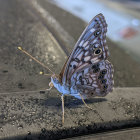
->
<box><xmin>51</xmin><ymin>74</ymin><xmax>61</xmax><ymax>85</ymax></box>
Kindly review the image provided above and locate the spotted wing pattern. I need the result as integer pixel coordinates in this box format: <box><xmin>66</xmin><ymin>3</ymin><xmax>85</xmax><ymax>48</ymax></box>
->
<box><xmin>60</xmin><ymin>13</ymin><xmax>114</xmax><ymax>98</ymax></box>
<box><xmin>71</xmin><ymin>60</ymin><xmax>114</xmax><ymax>98</ymax></box>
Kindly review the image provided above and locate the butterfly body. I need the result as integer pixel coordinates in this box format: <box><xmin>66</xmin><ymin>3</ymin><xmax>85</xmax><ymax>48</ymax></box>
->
<box><xmin>51</xmin><ymin>75</ymin><xmax>84</xmax><ymax>99</ymax></box>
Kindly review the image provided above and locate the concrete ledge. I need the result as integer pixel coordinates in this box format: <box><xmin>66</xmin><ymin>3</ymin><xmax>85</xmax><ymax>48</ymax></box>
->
<box><xmin>63</xmin><ymin>127</ymin><xmax>140</xmax><ymax>140</ymax></box>
<box><xmin>0</xmin><ymin>88</ymin><xmax>140</xmax><ymax>139</ymax></box>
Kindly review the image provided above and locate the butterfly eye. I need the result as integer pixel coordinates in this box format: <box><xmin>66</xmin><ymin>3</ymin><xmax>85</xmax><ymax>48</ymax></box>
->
<box><xmin>94</xmin><ymin>48</ymin><xmax>102</xmax><ymax>55</ymax></box>
<box><xmin>53</xmin><ymin>78</ymin><xmax>59</xmax><ymax>84</ymax></box>
<box><xmin>94</xmin><ymin>29</ymin><xmax>101</xmax><ymax>37</ymax></box>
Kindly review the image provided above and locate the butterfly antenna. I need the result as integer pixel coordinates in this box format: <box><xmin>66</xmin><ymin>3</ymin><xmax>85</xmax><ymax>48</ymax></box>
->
<box><xmin>18</xmin><ymin>47</ymin><xmax>54</xmax><ymax>74</ymax></box>
<box><xmin>39</xmin><ymin>71</ymin><xmax>52</xmax><ymax>76</ymax></box>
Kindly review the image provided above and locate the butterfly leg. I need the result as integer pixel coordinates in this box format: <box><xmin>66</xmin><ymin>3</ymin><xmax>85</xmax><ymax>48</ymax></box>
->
<box><xmin>46</xmin><ymin>82</ymin><xmax>54</xmax><ymax>91</ymax></box>
<box><xmin>61</xmin><ymin>95</ymin><xmax>65</xmax><ymax>124</ymax></box>
<box><xmin>78</xmin><ymin>93</ymin><xmax>93</xmax><ymax>110</ymax></box>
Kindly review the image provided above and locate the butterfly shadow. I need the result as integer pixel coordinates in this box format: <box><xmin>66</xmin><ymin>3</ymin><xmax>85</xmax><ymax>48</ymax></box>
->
<box><xmin>40</xmin><ymin>96</ymin><xmax>62</xmax><ymax>107</ymax></box>
<box><xmin>64</xmin><ymin>96</ymin><xmax>107</xmax><ymax>109</ymax></box>
<box><xmin>40</xmin><ymin>95</ymin><xmax>107</xmax><ymax>109</ymax></box>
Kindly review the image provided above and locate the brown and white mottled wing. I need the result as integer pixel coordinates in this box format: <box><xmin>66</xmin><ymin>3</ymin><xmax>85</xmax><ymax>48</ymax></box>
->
<box><xmin>61</xmin><ymin>13</ymin><xmax>109</xmax><ymax>85</ymax></box>
<box><xmin>71</xmin><ymin>60</ymin><xmax>114</xmax><ymax>98</ymax></box>
<box><xmin>59</xmin><ymin>13</ymin><xmax>114</xmax><ymax>98</ymax></box>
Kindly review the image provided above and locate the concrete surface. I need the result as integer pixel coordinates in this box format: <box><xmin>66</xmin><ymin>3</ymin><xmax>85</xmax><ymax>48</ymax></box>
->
<box><xmin>0</xmin><ymin>0</ymin><xmax>140</xmax><ymax>139</ymax></box>
<box><xmin>50</xmin><ymin>0</ymin><xmax>140</xmax><ymax>63</ymax></box>
<box><xmin>0</xmin><ymin>88</ymin><xmax>140</xmax><ymax>140</ymax></box>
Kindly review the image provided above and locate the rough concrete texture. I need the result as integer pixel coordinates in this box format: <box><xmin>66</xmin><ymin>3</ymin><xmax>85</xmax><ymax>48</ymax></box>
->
<box><xmin>0</xmin><ymin>88</ymin><xmax>140</xmax><ymax>139</ymax></box>
<box><xmin>0</xmin><ymin>0</ymin><xmax>140</xmax><ymax>139</ymax></box>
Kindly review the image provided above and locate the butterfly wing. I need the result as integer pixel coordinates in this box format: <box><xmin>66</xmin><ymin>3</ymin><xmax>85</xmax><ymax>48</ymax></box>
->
<box><xmin>61</xmin><ymin>13</ymin><xmax>109</xmax><ymax>83</ymax></box>
<box><xmin>60</xmin><ymin>13</ymin><xmax>113</xmax><ymax>98</ymax></box>
<box><xmin>70</xmin><ymin>60</ymin><xmax>114</xmax><ymax>98</ymax></box>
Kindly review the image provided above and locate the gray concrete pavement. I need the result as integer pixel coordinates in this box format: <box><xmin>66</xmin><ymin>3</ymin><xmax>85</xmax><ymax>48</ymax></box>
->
<box><xmin>0</xmin><ymin>88</ymin><xmax>140</xmax><ymax>139</ymax></box>
<box><xmin>0</xmin><ymin>0</ymin><xmax>140</xmax><ymax>139</ymax></box>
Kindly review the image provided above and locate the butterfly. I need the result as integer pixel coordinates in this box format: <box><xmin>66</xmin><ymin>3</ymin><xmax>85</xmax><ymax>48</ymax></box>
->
<box><xmin>18</xmin><ymin>13</ymin><xmax>114</xmax><ymax>124</ymax></box>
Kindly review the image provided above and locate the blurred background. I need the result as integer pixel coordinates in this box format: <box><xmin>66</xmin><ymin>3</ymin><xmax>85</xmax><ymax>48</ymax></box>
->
<box><xmin>37</xmin><ymin>0</ymin><xmax>140</xmax><ymax>87</ymax></box>
<box><xmin>51</xmin><ymin>0</ymin><xmax>140</xmax><ymax>62</ymax></box>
